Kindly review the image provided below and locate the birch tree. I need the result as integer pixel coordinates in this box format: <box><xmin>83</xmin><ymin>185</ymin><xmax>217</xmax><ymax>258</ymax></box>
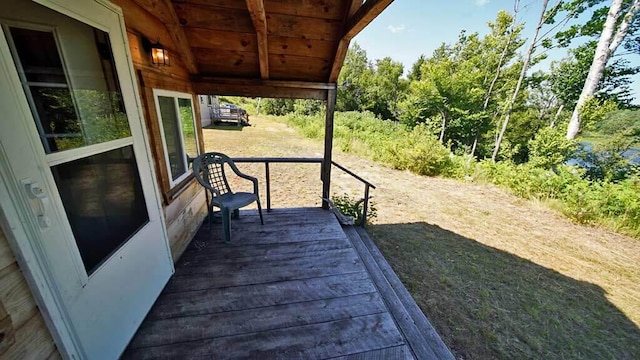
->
<box><xmin>566</xmin><ymin>0</ymin><xmax>640</xmax><ymax>139</ymax></box>
<box><xmin>492</xmin><ymin>0</ymin><xmax>550</xmax><ymax>161</ymax></box>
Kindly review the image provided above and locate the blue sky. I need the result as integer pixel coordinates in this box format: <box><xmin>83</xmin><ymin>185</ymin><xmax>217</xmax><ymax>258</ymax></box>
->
<box><xmin>353</xmin><ymin>0</ymin><xmax>640</xmax><ymax>102</ymax></box>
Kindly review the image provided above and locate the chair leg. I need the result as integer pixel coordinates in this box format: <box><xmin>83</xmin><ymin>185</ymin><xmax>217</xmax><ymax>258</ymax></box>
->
<box><xmin>221</xmin><ymin>207</ymin><xmax>231</xmax><ymax>243</ymax></box>
<box><xmin>232</xmin><ymin>208</ymin><xmax>240</xmax><ymax>219</ymax></box>
<box><xmin>257</xmin><ymin>200</ymin><xmax>264</xmax><ymax>225</ymax></box>
<box><xmin>208</xmin><ymin>203</ymin><xmax>214</xmax><ymax>231</ymax></box>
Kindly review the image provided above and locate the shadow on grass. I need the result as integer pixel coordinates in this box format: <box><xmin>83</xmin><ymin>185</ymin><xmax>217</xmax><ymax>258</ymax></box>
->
<box><xmin>203</xmin><ymin>123</ymin><xmax>247</xmax><ymax>131</ymax></box>
<box><xmin>367</xmin><ymin>222</ymin><xmax>640</xmax><ymax>360</ymax></box>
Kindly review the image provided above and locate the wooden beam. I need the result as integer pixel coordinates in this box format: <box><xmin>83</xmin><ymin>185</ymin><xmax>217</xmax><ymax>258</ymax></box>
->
<box><xmin>329</xmin><ymin>0</ymin><xmax>365</xmax><ymax>82</ymax></box>
<box><xmin>194</xmin><ymin>77</ymin><xmax>335</xmax><ymax>90</ymax></box>
<box><xmin>193</xmin><ymin>78</ymin><xmax>330</xmax><ymax>100</ymax></box>
<box><xmin>344</xmin><ymin>0</ymin><xmax>394</xmax><ymax>40</ymax></box>
<box><xmin>329</xmin><ymin>39</ymin><xmax>351</xmax><ymax>82</ymax></box>
<box><xmin>132</xmin><ymin>0</ymin><xmax>199</xmax><ymax>74</ymax></box>
<box><xmin>246</xmin><ymin>0</ymin><xmax>269</xmax><ymax>79</ymax></box>
<box><xmin>322</xmin><ymin>86</ymin><xmax>337</xmax><ymax>209</ymax></box>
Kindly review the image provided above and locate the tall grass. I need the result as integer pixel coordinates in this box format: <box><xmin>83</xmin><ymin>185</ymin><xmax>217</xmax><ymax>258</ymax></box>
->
<box><xmin>278</xmin><ymin>111</ymin><xmax>640</xmax><ymax>238</ymax></box>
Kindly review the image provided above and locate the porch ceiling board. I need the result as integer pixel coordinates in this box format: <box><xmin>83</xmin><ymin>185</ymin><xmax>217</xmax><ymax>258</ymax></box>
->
<box><xmin>115</xmin><ymin>0</ymin><xmax>393</xmax><ymax>85</ymax></box>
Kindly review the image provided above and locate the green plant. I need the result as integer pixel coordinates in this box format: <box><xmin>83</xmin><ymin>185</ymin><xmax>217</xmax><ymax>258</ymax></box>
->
<box><xmin>331</xmin><ymin>193</ymin><xmax>377</xmax><ymax>226</ymax></box>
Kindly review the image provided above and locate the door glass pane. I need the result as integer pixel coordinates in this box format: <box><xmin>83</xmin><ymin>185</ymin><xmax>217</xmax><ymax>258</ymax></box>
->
<box><xmin>51</xmin><ymin>146</ymin><xmax>149</xmax><ymax>274</ymax></box>
<box><xmin>178</xmin><ymin>98</ymin><xmax>198</xmax><ymax>159</ymax></box>
<box><xmin>158</xmin><ymin>96</ymin><xmax>186</xmax><ymax>180</ymax></box>
<box><xmin>7</xmin><ymin>26</ymin><xmax>131</xmax><ymax>153</ymax></box>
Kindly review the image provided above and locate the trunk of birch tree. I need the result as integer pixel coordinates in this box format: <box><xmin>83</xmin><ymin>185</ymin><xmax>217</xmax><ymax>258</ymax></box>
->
<box><xmin>566</xmin><ymin>0</ymin><xmax>640</xmax><ymax>139</ymax></box>
<box><xmin>492</xmin><ymin>0</ymin><xmax>549</xmax><ymax>161</ymax></box>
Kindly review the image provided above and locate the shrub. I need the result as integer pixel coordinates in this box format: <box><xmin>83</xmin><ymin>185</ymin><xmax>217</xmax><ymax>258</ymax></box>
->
<box><xmin>331</xmin><ymin>193</ymin><xmax>377</xmax><ymax>226</ymax></box>
<box><xmin>528</xmin><ymin>127</ymin><xmax>578</xmax><ymax>169</ymax></box>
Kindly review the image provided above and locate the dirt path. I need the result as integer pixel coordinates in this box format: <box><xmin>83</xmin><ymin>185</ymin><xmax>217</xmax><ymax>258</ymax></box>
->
<box><xmin>202</xmin><ymin>115</ymin><xmax>640</xmax><ymax>330</ymax></box>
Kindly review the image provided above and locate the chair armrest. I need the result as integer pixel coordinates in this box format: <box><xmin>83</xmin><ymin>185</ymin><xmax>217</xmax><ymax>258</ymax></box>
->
<box><xmin>228</xmin><ymin>161</ymin><xmax>259</xmax><ymax>194</ymax></box>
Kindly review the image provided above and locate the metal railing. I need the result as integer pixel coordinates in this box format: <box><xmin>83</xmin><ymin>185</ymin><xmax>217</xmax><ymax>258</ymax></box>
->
<box><xmin>232</xmin><ymin>157</ymin><xmax>376</xmax><ymax>227</ymax></box>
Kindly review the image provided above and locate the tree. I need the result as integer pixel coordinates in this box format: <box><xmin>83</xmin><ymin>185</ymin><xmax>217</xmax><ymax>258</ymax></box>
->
<box><xmin>562</xmin><ymin>0</ymin><xmax>640</xmax><ymax>138</ymax></box>
<box><xmin>400</xmin><ymin>12</ymin><xmax>525</xmax><ymax>155</ymax></box>
<box><xmin>493</xmin><ymin>0</ymin><xmax>550</xmax><ymax>161</ymax></box>
<box><xmin>337</xmin><ymin>43</ymin><xmax>372</xmax><ymax>112</ymax></box>
<box><xmin>548</xmin><ymin>42</ymin><xmax>638</xmax><ymax>111</ymax></box>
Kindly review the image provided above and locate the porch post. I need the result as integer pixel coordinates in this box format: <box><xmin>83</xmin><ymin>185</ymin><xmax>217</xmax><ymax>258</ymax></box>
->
<box><xmin>322</xmin><ymin>86</ymin><xmax>337</xmax><ymax>209</ymax></box>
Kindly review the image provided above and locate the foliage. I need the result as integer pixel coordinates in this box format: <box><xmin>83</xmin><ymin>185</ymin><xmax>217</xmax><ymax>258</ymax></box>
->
<box><xmin>548</xmin><ymin>43</ymin><xmax>639</xmax><ymax>109</ymax></box>
<box><xmin>335</xmin><ymin>43</ymin><xmax>408</xmax><ymax>121</ymax></box>
<box><xmin>578</xmin><ymin>96</ymin><xmax>619</xmax><ymax>132</ymax></box>
<box><xmin>399</xmin><ymin>11</ymin><xmax>526</xmax><ymax>156</ymax></box>
<box><xmin>528</xmin><ymin>127</ymin><xmax>579</xmax><ymax>169</ymax></box>
<box><xmin>278</xmin><ymin>110</ymin><xmax>640</xmax><ymax>237</ymax></box>
<box><xmin>261</xmin><ymin>98</ymin><xmax>295</xmax><ymax>116</ymax></box>
<box><xmin>330</xmin><ymin>193</ymin><xmax>377</xmax><ymax>226</ymax></box>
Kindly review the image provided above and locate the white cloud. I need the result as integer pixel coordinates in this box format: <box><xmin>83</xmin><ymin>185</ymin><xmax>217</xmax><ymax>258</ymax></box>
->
<box><xmin>474</xmin><ymin>0</ymin><xmax>489</xmax><ymax>6</ymax></box>
<box><xmin>387</xmin><ymin>24</ymin><xmax>406</xmax><ymax>34</ymax></box>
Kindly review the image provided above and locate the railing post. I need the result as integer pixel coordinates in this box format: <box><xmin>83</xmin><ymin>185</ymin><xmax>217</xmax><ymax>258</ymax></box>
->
<box><xmin>362</xmin><ymin>184</ymin><xmax>370</xmax><ymax>228</ymax></box>
<box><xmin>265</xmin><ymin>162</ymin><xmax>271</xmax><ymax>211</ymax></box>
<box><xmin>322</xmin><ymin>86</ymin><xmax>337</xmax><ymax>209</ymax></box>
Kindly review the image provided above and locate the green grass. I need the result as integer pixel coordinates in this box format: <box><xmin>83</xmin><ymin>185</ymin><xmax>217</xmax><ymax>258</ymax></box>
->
<box><xmin>369</xmin><ymin>222</ymin><xmax>640</xmax><ymax>359</ymax></box>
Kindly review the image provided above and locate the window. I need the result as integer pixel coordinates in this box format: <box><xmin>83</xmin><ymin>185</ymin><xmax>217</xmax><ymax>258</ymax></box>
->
<box><xmin>153</xmin><ymin>89</ymin><xmax>200</xmax><ymax>187</ymax></box>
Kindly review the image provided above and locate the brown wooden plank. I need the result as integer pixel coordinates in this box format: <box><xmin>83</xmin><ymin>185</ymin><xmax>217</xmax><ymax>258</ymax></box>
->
<box><xmin>246</xmin><ymin>0</ymin><xmax>269</xmax><ymax>79</ymax></box>
<box><xmin>0</xmin><ymin>228</ymin><xmax>16</xmax><ymax>271</ymax></box>
<box><xmin>166</xmin><ymin>251</ymin><xmax>363</xmax><ymax>291</ymax></box>
<box><xmin>197</xmin><ymin>63</ymin><xmax>260</xmax><ymax>79</ymax></box>
<box><xmin>269</xmin><ymin>53</ymin><xmax>331</xmax><ymax>77</ymax></box>
<box><xmin>183</xmin><ymin>27</ymin><xmax>256</xmax><ymax>51</ymax></box>
<box><xmin>264</xmin><ymin>0</ymin><xmax>346</xmax><ymax>20</ymax></box>
<box><xmin>200</xmin><ymin>223</ymin><xmax>346</xmax><ymax>244</ymax></box>
<box><xmin>355</xmin><ymin>228</ymin><xmax>455</xmax><ymax>360</ymax></box>
<box><xmin>269</xmin><ymin>36</ymin><xmax>336</xmax><ymax>58</ymax></box>
<box><xmin>130</xmin><ymin>0</ymin><xmax>199</xmax><ymax>74</ymax></box>
<box><xmin>123</xmin><ymin>313</ymin><xmax>404</xmax><ymax>359</ymax></box>
<box><xmin>331</xmin><ymin>345</ymin><xmax>415</xmax><ymax>360</ymax></box>
<box><xmin>147</xmin><ymin>271</ymin><xmax>376</xmax><ymax>319</ymax></box>
<box><xmin>181</xmin><ymin>238</ymin><xmax>351</xmax><ymax>262</ymax></box>
<box><xmin>5</xmin><ymin>313</ymin><xmax>56</xmax><ymax>360</ymax></box>
<box><xmin>330</xmin><ymin>37</ymin><xmax>351</xmax><ymax>82</ymax></box>
<box><xmin>344</xmin><ymin>0</ymin><xmax>394</xmax><ymax>40</ymax></box>
<box><xmin>174</xmin><ymin>3</ymin><xmax>255</xmax><ymax>32</ymax></box>
<box><xmin>173</xmin><ymin>0</ymin><xmax>247</xmax><ymax>10</ymax></box>
<box><xmin>167</xmin><ymin>192</ymin><xmax>208</xmax><ymax>261</ymax></box>
<box><xmin>175</xmin><ymin>247</ymin><xmax>358</xmax><ymax>275</ymax></box>
<box><xmin>192</xmin><ymin>47</ymin><xmax>258</xmax><ymax>68</ymax></box>
<box><xmin>267</xmin><ymin>13</ymin><xmax>342</xmax><ymax>40</ymax></box>
<box><xmin>129</xmin><ymin>292</ymin><xmax>386</xmax><ymax>348</ymax></box>
<box><xmin>194</xmin><ymin>80</ymin><xmax>327</xmax><ymax>98</ymax></box>
<box><xmin>0</xmin><ymin>299</ymin><xmax>16</xmax><ymax>355</ymax></box>
<box><xmin>0</xmin><ymin>264</ymin><xmax>37</xmax><ymax>330</ymax></box>
<box><xmin>343</xmin><ymin>227</ymin><xmax>448</xmax><ymax>360</ymax></box>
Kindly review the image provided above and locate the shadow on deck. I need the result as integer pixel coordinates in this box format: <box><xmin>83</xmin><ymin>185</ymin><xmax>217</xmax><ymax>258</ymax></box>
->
<box><xmin>123</xmin><ymin>208</ymin><xmax>453</xmax><ymax>359</ymax></box>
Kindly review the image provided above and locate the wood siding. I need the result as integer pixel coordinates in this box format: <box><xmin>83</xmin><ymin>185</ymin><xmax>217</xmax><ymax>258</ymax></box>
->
<box><xmin>0</xmin><ymin>226</ymin><xmax>58</xmax><ymax>359</ymax></box>
<box><xmin>112</xmin><ymin>0</ymin><xmax>208</xmax><ymax>262</ymax></box>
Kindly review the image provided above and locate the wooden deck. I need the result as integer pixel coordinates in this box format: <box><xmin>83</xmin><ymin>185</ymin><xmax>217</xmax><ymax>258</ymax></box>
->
<box><xmin>123</xmin><ymin>208</ymin><xmax>452</xmax><ymax>359</ymax></box>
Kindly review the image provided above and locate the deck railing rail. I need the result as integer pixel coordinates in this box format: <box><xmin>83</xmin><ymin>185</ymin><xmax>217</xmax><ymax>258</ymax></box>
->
<box><xmin>231</xmin><ymin>157</ymin><xmax>376</xmax><ymax>227</ymax></box>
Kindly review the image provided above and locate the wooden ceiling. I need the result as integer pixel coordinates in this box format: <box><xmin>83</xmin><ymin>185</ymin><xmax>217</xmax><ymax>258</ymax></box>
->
<box><xmin>128</xmin><ymin>0</ymin><xmax>393</xmax><ymax>93</ymax></box>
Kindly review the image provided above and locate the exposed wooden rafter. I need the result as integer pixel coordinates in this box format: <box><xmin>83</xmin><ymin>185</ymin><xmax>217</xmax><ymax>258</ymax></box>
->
<box><xmin>246</xmin><ymin>0</ymin><xmax>269</xmax><ymax>79</ymax></box>
<box><xmin>132</xmin><ymin>0</ymin><xmax>198</xmax><ymax>74</ymax></box>
<box><xmin>329</xmin><ymin>0</ymin><xmax>394</xmax><ymax>82</ymax></box>
<box><xmin>193</xmin><ymin>77</ymin><xmax>330</xmax><ymax>100</ymax></box>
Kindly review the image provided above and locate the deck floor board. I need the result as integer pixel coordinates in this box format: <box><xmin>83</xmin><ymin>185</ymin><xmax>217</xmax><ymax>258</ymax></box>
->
<box><xmin>124</xmin><ymin>207</ymin><xmax>448</xmax><ymax>359</ymax></box>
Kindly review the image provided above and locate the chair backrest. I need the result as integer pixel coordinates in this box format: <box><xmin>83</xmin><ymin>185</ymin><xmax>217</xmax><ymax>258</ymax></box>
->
<box><xmin>193</xmin><ymin>152</ymin><xmax>234</xmax><ymax>198</ymax></box>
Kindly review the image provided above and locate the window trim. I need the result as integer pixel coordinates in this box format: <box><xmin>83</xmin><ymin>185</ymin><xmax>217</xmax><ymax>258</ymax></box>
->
<box><xmin>152</xmin><ymin>89</ymin><xmax>200</xmax><ymax>189</ymax></box>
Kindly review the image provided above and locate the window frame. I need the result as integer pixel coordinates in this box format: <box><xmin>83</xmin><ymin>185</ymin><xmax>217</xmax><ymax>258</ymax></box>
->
<box><xmin>152</xmin><ymin>88</ymin><xmax>200</xmax><ymax>189</ymax></box>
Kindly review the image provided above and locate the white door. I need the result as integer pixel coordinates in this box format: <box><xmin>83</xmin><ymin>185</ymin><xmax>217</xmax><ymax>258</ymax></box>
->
<box><xmin>0</xmin><ymin>0</ymin><xmax>173</xmax><ymax>358</ymax></box>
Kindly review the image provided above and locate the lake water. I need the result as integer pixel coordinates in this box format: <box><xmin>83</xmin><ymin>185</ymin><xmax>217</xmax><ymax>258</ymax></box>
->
<box><xmin>567</xmin><ymin>143</ymin><xmax>640</xmax><ymax>166</ymax></box>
